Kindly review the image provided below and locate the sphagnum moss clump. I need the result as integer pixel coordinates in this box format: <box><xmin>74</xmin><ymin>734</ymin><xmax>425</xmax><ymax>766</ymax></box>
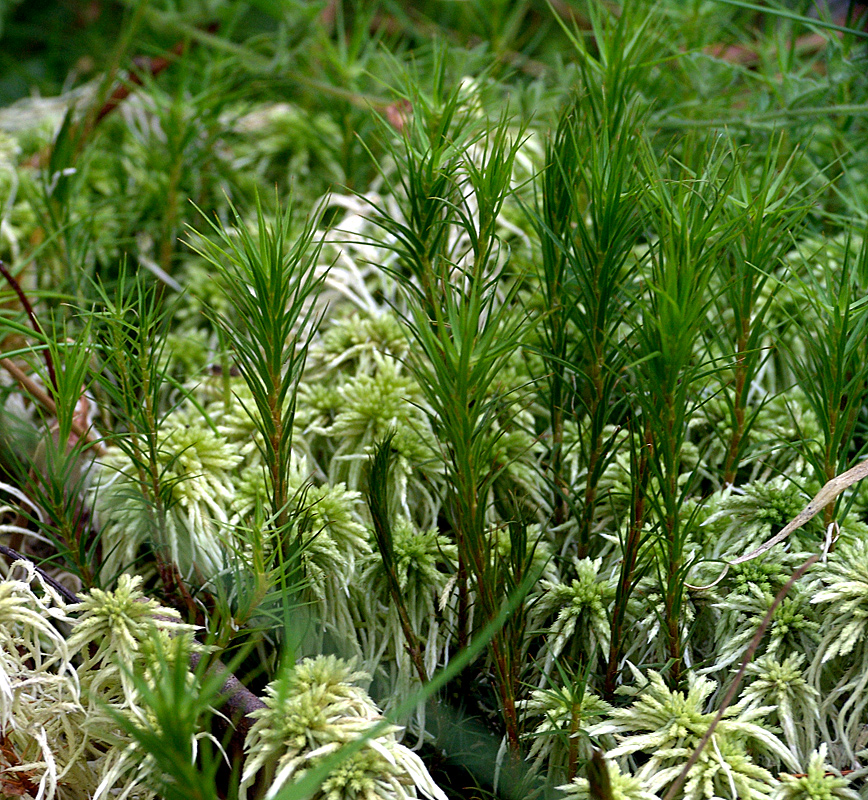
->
<box><xmin>531</xmin><ymin>557</ymin><xmax>615</xmax><ymax>681</ymax></box>
<box><xmin>593</xmin><ymin>670</ymin><xmax>798</xmax><ymax>799</ymax></box>
<box><xmin>240</xmin><ymin>655</ymin><xmax>447</xmax><ymax>800</ymax></box>
<box><xmin>0</xmin><ymin>561</ymin><xmax>205</xmax><ymax>800</ymax></box>
<box><xmin>772</xmin><ymin>745</ymin><xmax>859</xmax><ymax>800</ymax></box>
<box><xmin>742</xmin><ymin>653</ymin><xmax>820</xmax><ymax>762</ymax></box>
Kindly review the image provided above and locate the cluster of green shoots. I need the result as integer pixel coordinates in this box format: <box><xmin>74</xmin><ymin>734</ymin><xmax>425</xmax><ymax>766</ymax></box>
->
<box><xmin>2</xmin><ymin>1</ymin><xmax>868</xmax><ymax>799</ymax></box>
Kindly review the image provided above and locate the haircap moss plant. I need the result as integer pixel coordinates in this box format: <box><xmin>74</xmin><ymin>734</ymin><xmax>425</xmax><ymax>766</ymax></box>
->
<box><xmin>709</xmin><ymin>134</ymin><xmax>811</xmax><ymax>487</ymax></box>
<box><xmin>187</xmin><ymin>192</ymin><xmax>328</xmax><ymax>527</ymax></box>
<box><xmin>781</xmin><ymin>232</ymin><xmax>868</xmax><ymax>527</ymax></box>
<box><xmin>529</xmin><ymin>75</ymin><xmax>647</xmax><ymax>557</ymax></box>
<box><xmin>365</xmin><ymin>71</ymin><xmax>535</xmax><ymax>754</ymax></box>
<box><xmin>85</xmin><ymin>270</ymin><xmax>193</xmax><ymax>597</ymax></box>
<box><xmin>630</xmin><ymin>133</ymin><xmax>742</xmax><ymax>688</ymax></box>
<box><xmin>0</xmin><ymin>317</ymin><xmax>104</xmax><ymax>590</ymax></box>
<box><xmin>187</xmin><ymin>191</ymin><xmax>330</xmax><ymax>655</ymax></box>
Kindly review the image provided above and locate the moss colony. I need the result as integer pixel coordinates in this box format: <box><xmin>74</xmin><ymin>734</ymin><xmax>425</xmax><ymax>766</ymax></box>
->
<box><xmin>3</xmin><ymin>2</ymin><xmax>868</xmax><ymax>799</ymax></box>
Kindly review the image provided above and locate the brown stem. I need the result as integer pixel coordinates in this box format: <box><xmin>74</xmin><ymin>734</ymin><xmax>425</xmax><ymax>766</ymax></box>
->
<box><xmin>578</xmin><ymin>342</ymin><xmax>609</xmax><ymax>558</ymax></box>
<box><xmin>395</xmin><ymin>607</ymin><xmax>429</xmax><ymax>687</ymax></box>
<box><xmin>158</xmin><ymin>156</ymin><xmax>183</xmax><ymax>278</ymax></box>
<box><xmin>189</xmin><ymin>651</ymin><xmax>267</xmax><ymax>743</ymax></box>
<box><xmin>470</xmin><ymin>548</ymin><xmax>524</xmax><ymax>755</ymax></box>
<box><xmin>578</xmin><ymin>428</ymin><xmax>602</xmax><ymax>559</ymax></box>
<box><xmin>724</xmin><ymin>324</ymin><xmax>749</xmax><ymax>486</ymax></box>
<box><xmin>604</xmin><ymin>426</ymin><xmax>650</xmax><ymax>698</ymax></box>
<box><xmin>0</xmin><ymin>731</ymin><xmax>41</xmax><ymax>797</ymax></box>
<box><xmin>379</xmin><ymin>552</ymin><xmax>428</xmax><ymax>686</ymax></box>
<box><xmin>567</xmin><ymin>701</ymin><xmax>583</xmax><ymax>780</ymax></box>
<box><xmin>94</xmin><ymin>35</ymin><xmax>198</xmax><ymax>126</ymax></box>
<box><xmin>456</xmin><ymin>553</ymin><xmax>470</xmax><ymax>652</ymax></box>
<box><xmin>664</xmin><ymin>598</ymin><xmax>683</xmax><ymax>688</ymax></box>
<box><xmin>0</xmin><ymin>357</ymin><xmax>106</xmax><ymax>456</ymax></box>
<box><xmin>265</xmin><ymin>359</ymin><xmax>290</xmax><ymax>533</ymax></box>
<box><xmin>0</xmin><ymin>260</ymin><xmax>57</xmax><ymax>391</ymax></box>
<box><xmin>661</xmin><ymin>400</ymin><xmax>683</xmax><ymax>688</ymax></box>
<box><xmin>0</xmin><ymin>544</ymin><xmax>81</xmax><ymax>603</ymax></box>
<box><xmin>492</xmin><ymin>634</ymin><xmax>522</xmax><ymax>753</ymax></box>
<box><xmin>550</xmin><ymin>396</ymin><xmax>567</xmax><ymax>530</ymax></box>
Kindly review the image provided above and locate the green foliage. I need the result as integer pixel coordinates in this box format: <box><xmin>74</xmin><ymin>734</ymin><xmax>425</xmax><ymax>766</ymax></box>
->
<box><xmin>3</xmin><ymin>1</ymin><xmax>868</xmax><ymax>798</ymax></box>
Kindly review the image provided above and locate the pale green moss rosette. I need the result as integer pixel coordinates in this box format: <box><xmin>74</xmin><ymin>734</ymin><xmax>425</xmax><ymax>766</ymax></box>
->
<box><xmin>558</xmin><ymin>759</ymin><xmax>660</xmax><ymax>800</ymax></box>
<box><xmin>67</xmin><ymin>574</ymin><xmax>203</xmax><ymax>800</ymax></box>
<box><xmin>772</xmin><ymin>745</ymin><xmax>859</xmax><ymax>800</ymax></box>
<box><xmin>808</xmin><ymin>537</ymin><xmax>868</xmax><ymax>761</ymax></box>
<box><xmin>67</xmin><ymin>574</ymin><xmax>200</xmax><ymax>707</ymax></box>
<box><xmin>306</xmin><ymin>354</ymin><xmax>436</xmax><ymax>491</ymax></box>
<box><xmin>592</xmin><ymin>671</ymin><xmax>798</xmax><ymax>800</ymax></box>
<box><xmin>205</xmin><ymin>379</ymin><xmax>268</xmax><ymax>478</ymax></box>
<box><xmin>0</xmin><ymin>560</ymin><xmax>90</xmax><ymax>800</ymax></box>
<box><xmin>699</xmin><ymin>478</ymin><xmax>827</xmax><ymax>561</ymax></box>
<box><xmin>741</xmin><ymin>654</ymin><xmax>820</xmax><ymax>763</ymax></box>
<box><xmin>293</xmin><ymin>479</ymin><xmax>372</xmax><ymax>647</ymax></box>
<box><xmin>710</xmin><ymin>581</ymin><xmax>818</xmax><ymax>675</ymax></box>
<box><xmin>530</xmin><ymin>557</ymin><xmax>615</xmax><ymax>683</ymax></box>
<box><xmin>296</xmin><ymin>312</ymin><xmax>444</xmax><ymax>530</ymax></box>
<box><xmin>94</xmin><ymin>404</ymin><xmax>243</xmax><ymax>580</ymax></box>
<box><xmin>310</xmin><ymin>312</ymin><xmax>409</xmax><ymax>378</ymax></box>
<box><xmin>239</xmin><ymin>655</ymin><xmax>448</xmax><ymax>800</ymax></box>
<box><xmin>355</xmin><ymin>519</ymin><xmax>457</xmax><ymax>726</ymax></box>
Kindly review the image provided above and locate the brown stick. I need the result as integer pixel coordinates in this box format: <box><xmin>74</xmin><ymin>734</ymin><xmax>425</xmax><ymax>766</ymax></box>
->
<box><xmin>94</xmin><ymin>21</ymin><xmax>221</xmax><ymax>125</ymax></box>
<box><xmin>0</xmin><ymin>357</ymin><xmax>106</xmax><ymax>456</ymax></box>
<box><xmin>0</xmin><ymin>261</ymin><xmax>57</xmax><ymax>391</ymax></box>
